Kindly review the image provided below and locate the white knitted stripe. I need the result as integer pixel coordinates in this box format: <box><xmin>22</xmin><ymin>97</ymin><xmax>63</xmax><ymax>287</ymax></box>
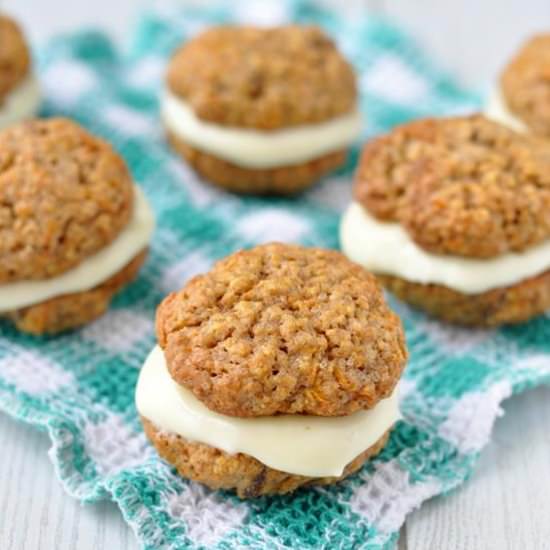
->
<box><xmin>0</xmin><ymin>348</ymin><xmax>73</xmax><ymax>395</ymax></box>
<box><xmin>81</xmin><ymin>309</ymin><xmax>154</xmax><ymax>353</ymax></box>
<box><xmin>83</xmin><ymin>413</ymin><xmax>155</xmax><ymax>477</ymax></box>
<box><xmin>438</xmin><ymin>381</ymin><xmax>512</xmax><ymax>454</ymax></box>
<box><xmin>166</xmin><ymin>483</ymin><xmax>248</xmax><ymax>547</ymax></box>
<box><xmin>349</xmin><ymin>459</ymin><xmax>441</xmax><ymax>534</ymax></box>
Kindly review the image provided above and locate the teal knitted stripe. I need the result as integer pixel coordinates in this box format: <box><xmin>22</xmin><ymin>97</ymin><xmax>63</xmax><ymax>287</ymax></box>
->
<box><xmin>0</xmin><ymin>1</ymin><xmax>548</xmax><ymax>548</ymax></box>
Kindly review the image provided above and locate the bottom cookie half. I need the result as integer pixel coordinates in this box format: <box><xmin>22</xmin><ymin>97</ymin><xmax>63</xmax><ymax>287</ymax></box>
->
<box><xmin>142</xmin><ymin>416</ymin><xmax>390</xmax><ymax>498</ymax></box>
<box><xmin>166</xmin><ymin>130</ymin><xmax>347</xmax><ymax>195</ymax></box>
<box><xmin>378</xmin><ymin>268</ymin><xmax>550</xmax><ymax>326</ymax></box>
<box><xmin>4</xmin><ymin>249</ymin><xmax>148</xmax><ymax>335</ymax></box>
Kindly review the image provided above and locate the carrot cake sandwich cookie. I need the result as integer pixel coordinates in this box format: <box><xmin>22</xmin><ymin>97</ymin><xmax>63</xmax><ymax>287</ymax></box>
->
<box><xmin>136</xmin><ymin>243</ymin><xmax>407</xmax><ymax>497</ymax></box>
<box><xmin>0</xmin><ymin>118</ymin><xmax>155</xmax><ymax>334</ymax></box>
<box><xmin>485</xmin><ymin>34</ymin><xmax>550</xmax><ymax>135</ymax></box>
<box><xmin>161</xmin><ymin>26</ymin><xmax>362</xmax><ymax>195</ymax></box>
<box><xmin>0</xmin><ymin>14</ymin><xmax>41</xmax><ymax>129</ymax></box>
<box><xmin>341</xmin><ymin>115</ymin><xmax>550</xmax><ymax>326</ymax></box>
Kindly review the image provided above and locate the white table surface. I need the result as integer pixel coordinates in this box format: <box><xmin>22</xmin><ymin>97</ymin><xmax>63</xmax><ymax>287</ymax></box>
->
<box><xmin>2</xmin><ymin>387</ymin><xmax>550</xmax><ymax>550</ymax></box>
<box><xmin>2</xmin><ymin>1</ymin><xmax>550</xmax><ymax>549</ymax></box>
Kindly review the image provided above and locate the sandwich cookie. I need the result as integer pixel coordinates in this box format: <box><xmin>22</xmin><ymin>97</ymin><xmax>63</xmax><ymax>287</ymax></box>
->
<box><xmin>0</xmin><ymin>14</ymin><xmax>40</xmax><ymax>129</ymax></box>
<box><xmin>341</xmin><ymin>115</ymin><xmax>550</xmax><ymax>326</ymax></box>
<box><xmin>485</xmin><ymin>34</ymin><xmax>550</xmax><ymax>135</ymax></box>
<box><xmin>0</xmin><ymin>118</ymin><xmax>155</xmax><ymax>334</ymax></box>
<box><xmin>137</xmin><ymin>243</ymin><xmax>407</xmax><ymax>497</ymax></box>
<box><xmin>162</xmin><ymin>26</ymin><xmax>362</xmax><ymax>194</ymax></box>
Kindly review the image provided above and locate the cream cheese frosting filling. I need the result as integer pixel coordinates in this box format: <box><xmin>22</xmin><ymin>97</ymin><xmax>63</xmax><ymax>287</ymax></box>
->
<box><xmin>340</xmin><ymin>202</ymin><xmax>550</xmax><ymax>295</ymax></box>
<box><xmin>0</xmin><ymin>185</ymin><xmax>154</xmax><ymax>313</ymax></box>
<box><xmin>136</xmin><ymin>345</ymin><xmax>400</xmax><ymax>478</ymax></box>
<box><xmin>161</xmin><ymin>88</ymin><xmax>363</xmax><ymax>169</ymax></box>
<box><xmin>0</xmin><ymin>74</ymin><xmax>41</xmax><ymax>129</ymax></box>
<box><xmin>484</xmin><ymin>87</ymin><xmax>527</xmax><ymax>133</ymax></box>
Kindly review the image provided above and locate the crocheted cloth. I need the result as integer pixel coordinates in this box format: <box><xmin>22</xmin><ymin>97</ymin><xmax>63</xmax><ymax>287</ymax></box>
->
<box><xmin>1</xmin><ymin>1</ymin><xmax>548</xmax><ymax>549</ymax></box>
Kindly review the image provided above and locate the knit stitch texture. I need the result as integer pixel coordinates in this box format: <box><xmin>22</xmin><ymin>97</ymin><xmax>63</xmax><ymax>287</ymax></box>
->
<box><xmin>1</xmin><ymin>2</ymin><xmax>548</xmax><ymax>549</ymax></box>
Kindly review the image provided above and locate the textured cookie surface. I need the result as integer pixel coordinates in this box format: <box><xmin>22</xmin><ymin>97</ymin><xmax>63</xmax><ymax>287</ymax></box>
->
<box><xmin>378</xmin><ymin>267</ymin><xmax>550</xmax><ymax>327</ymax></box>
<box><xmin>167</xmin><ymin>25</ymin><xmax>357</xmax><ymax>130</ymax></box>
<box><xmin>167</xmin><ymin>131</ymin><xmax>346</xmax><ymax>195</ymax></box>
<box><xmin>156</xmin><ymin>243</ymin><xmax>407</xmax><ymax>417</ymax></box>
<box><xmin>501</xmin><ymin>34</ymin><xmax>550</xmax><ymax>137</ymax></box>
<box><xmin>355</xmin><ymin>115</ymin><xmax>550</xmax><ymax>258</ymax></box>
<box><xmin>5</xmin><ymin>249</ymin><xmax>147</xmax><ymax>335</ymax></box>
<box><xmin>0</xmin><ymin>15</ymin><xmax>30</xmax><ymax>101</ymax></box>
<box><xmin>142</xmin><ymin>417</ymin><xmax>389</xmax><ymax>498</ymax></box>
<box><xmin>0</xmin><ymin>118</ymin><xmax>134</xmax><ymax>283</ymax></box>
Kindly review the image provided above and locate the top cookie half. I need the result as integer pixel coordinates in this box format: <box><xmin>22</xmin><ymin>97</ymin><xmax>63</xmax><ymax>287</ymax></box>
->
<box><xmin>0</xmin><ymin>15</ymin><xmax>31</xmax><ymax>102</ymax></box>
<box><xmin>156</xmin><ymin>243</ymin><xmax>407</xmax><ymax>418</ymax></box>
<box><xmin>501</xmin><ymin>33</ymin><xmax>550</xmax><ymax>137</ymax></box>
<box><xmin>166</xmin><ymin>25</ymin><xmax>357</xmax><ymax>130</ymax></box>
<box><xmin>0</xmin><ymin>118</ymin><xmax>134</xmax><ymax>283</ymax></box>
<box><xmin>354</xmin><ymin>115</ymin><xmax>550</xmax><ymax>258</ymax></box>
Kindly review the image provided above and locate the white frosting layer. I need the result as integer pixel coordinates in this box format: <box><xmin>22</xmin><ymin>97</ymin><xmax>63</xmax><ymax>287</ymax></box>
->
<box><xmin>340</xmin><ymin>202</ymin><xmax>550</xmax><ymax>295</ymax></box>
<box><xmin>0</xmin><ymin>185</ymin><xmax>155</xmax><ymax>312</ymax></box>
<box><xmin>484</xmin><ymin>87</ymin><xmax>527</xmax><ymax>133</ymax></box>
<box><xmin>161</xmin><ymin>89</ymin><xmax>362</xmax><ymax>169</ymax></box>
<box><xmin>136</xmin><ymin>345</ymin><xmax>400</xmax><ymax>478</ymax></box>
<box><xmin>0</xmin><ymin>74</ymin><xmax>41</xmax><ymax>129</ymax></box>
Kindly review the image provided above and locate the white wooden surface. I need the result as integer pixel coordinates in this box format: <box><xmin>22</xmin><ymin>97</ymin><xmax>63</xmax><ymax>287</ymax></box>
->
<box><xmin>9</xmin><ymin>0</ymin><xmax>550</xmax><ymax>87</ymax></box>
<box><xmin>373</xmin><ymin>1</ymin><xmax>550</xmax><ymax>86</ymax></box>
<box><xmin>0</xmin><ymin>415</ymin><xmax>137</xmax><ymax>550</ymax></box>
<box><xmin>2</xmin><ymin>1</ymin><xmax>550</xmax><ymax>549</ymax></box>
<box><xmin>405</xmin><ymin>386</ymin><xmax>550</xmax><ymax>550</ymax></box>
<box><xmin>2</xmin><ymin>387</ymin><xmax>550</xmax><ymax>549</ymax></box>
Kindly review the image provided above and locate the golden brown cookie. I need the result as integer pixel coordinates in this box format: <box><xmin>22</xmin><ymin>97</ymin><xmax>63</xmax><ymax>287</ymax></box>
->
<box><xmin>0</xmin><ymin>118</ymin><xmax>134</xmax><ymax>283</ymax></box>
<box><xmin>0</xmin><ymin>15</ymin><xmax>31</xmax><ymax>102</ymax></box>
<box><xmin>140</xmin><ymin>244</ymin><xmax>404</xmax><ymax>496</ymax></box>
<box><xmin>5</xmin><ymin>249</ymin><xmax>147</xmax><ymax>335</ymax></box>
<box><xmin>142</xmin><ymin>417</ymin><xmax>390</xmax><ymax>498</ymax></box>
<box><xmin>164</xmin><ymin>25</ymin><xmax>358</xmax><ymax>194</ymax></box>
<box><xmin>501</xmin><ymin>34</ymin><xmax>550</xmax><ymax>137</ymax></box>
<box><xmin>0</xmin><ymin>118</ymin><xmax>151</xmax><ymax>334</ymax></box>
<box><xmin>378</xmin><ymin>268</ymin><xmax>550</xmax><ymax>327</ymax></box>
<box><xmin>156</xmin><ymin>243</ymin><xmax>407</xmax><ymax>417</ymax></box>
<box><xmin>355</xmin><ymin>115</ymin><xmax>550</xmax><ymax>259</ymax></box>
<box><xmin>348</xmin><ymin>115</ymin><xmax>550</xmax><ymax>326</ymax></box>
<box><xmin>167</xmin><ymin>25</ymin><xmax>356</xmax><ymax>130</ymax></box>
<box><xmin>167</xmin><ymin>131</ymin><xmax>346</xmax><ymax>195</ymax></box>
